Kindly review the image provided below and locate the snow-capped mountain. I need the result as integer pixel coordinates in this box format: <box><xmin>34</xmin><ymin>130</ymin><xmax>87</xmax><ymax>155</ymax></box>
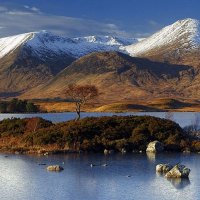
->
<box><xmin>124</xmin><ymin>18</ymin><xmax>200</xmax><ymax>65</ymax></box>
<box><xmin>1</xmin><ymin>18</ymin><xmax>200</xmax><ymax>99</ymax></box>
<box><xmin>0</xmin><ymin>31</ymin><xmax>138</xmax><ymax>95</ymax></box>
<box><xmin>0</xmin><ymin>31</ymin><xmax>137</xmax><ymax>60</ymax></box>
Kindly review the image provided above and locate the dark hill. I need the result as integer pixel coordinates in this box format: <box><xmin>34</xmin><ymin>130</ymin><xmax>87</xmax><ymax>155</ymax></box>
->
<box><xmin>22</xmin><ymin>51</ymin><xmax>197</xmax><ymax>101</ymax></box>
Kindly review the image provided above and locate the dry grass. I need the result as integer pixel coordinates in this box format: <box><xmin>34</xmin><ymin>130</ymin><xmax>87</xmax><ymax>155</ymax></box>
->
<box><xmin>36</xmin><ymin>102</ymin><xmax>97</xmax><ymax>113</ymax></box>
<box><xmin>36</xmin><ymin>98</ymin><xmax>200</xmax><ymax>113</ymax></box>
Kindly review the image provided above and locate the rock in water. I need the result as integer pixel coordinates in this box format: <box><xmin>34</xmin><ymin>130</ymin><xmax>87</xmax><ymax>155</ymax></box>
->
<box><xmin>156</xmin><ymin>164</ymin><xmax>173</xmax><ymax>173</ymax></box>
<box><xmin>146</xmin><ymin>141</ymin><xmax>164</xmax><ymax>153</ymax></box>
<box><xmin>165</xmin><ymin>164</ymin><xmax>190</xmax><ymax>178</ymax></box>
<box><xmin>47</xmin><ymin>165</ymin><xmax>64</xmax><ymax>172</ymax></box>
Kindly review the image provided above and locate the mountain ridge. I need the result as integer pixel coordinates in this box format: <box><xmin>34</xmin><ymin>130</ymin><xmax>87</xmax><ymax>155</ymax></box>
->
<box><xmin>124</xmin><ymin>18</ymin><xmax>200</xmax><ymax>66</ymax></box>
<box><xmin>1</xmin><ymin>18</ymin><xmax>200</xmax><ymax>101</ymax></box>
<box><xmin>0</xmin><ymin>31</ymin><xmax>138</xmax><ymax>59</ymax></box>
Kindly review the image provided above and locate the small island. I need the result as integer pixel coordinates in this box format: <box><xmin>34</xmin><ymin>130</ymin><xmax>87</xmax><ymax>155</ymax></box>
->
<box><xmin>0</xmin><ymin>115</ymin><xmax>199</xmax><ymax>154</ymax></box>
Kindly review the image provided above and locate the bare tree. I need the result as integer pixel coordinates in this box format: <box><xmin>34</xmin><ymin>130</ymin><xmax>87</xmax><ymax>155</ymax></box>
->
<box><xmin>65</xmin><ymin>84</ymin><xmax>99</xmax><ymax>120</ymax></box>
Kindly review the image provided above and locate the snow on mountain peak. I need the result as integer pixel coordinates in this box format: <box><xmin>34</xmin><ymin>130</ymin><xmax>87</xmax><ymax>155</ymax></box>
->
<box><xmin>0</xmin><ymin>32</ymin><xmax>35</xmax><ymax>59</ymax></box>
<box><xmin>0</xmin><ymin>31</ymin><xmax>138</xmax><ymax>59</ymax></box>
<box><xmin>0</xmin><ymin>18</ymin><xmax>199</xmax><ymax>60</ymax></box>
<box><xmin>125</xmin><ymin>18</ymin><xmax>200</xmax><ymax>56</ymax></box>
<box><xmin>74</xmin><ymin>35</ymin><xmax>137</xmax><ymax>46</ymax></box>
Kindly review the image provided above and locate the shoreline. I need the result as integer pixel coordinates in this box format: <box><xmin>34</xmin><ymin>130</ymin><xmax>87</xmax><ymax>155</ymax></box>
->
<box><xmin>0</xmin><ymin>149</ymin><xmax>198</xmax><ymax>156</ymax></box>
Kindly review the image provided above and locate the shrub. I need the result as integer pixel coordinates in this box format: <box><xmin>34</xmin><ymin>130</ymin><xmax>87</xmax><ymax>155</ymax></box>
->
<box><xmin>0</xmin><ymin>98</ymin><xmax>40</xmax><ymax>113</ymax></box>
<box><xmin>0</xmin><ymin>118</ymin><xmax>26</xmax><ymax>136</ymax></box>
<box><xmin>0</xmin><ymin>115</ymin><xmax>187</xmax><ymax>152</ymax></box>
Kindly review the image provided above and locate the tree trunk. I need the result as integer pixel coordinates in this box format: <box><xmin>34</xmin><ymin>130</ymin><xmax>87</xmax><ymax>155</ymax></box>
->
<box><xmin>76</xmin><ymin>103</ymin><xmax>81</xmax><ymax>121</ymax></box>
<box><xmin>76</xmin><ymin>111</ymin><xmax>80</xmax><ymax>121</ymax></box>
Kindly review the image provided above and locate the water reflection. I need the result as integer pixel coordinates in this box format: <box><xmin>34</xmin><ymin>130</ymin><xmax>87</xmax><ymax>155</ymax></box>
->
<box><xmin>146</xmin><ymin>152</ymin><xmax>156</xmax><ymax>162</ymax></box>
<box><xmin>166</xmin><ymin>177</ymin><xmax>191</xmax><ymax>189</ymax></box>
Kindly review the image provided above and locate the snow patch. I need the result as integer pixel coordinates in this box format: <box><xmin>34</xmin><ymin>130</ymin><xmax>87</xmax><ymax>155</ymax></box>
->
<box><xmin>0</xmin><ymin>32</ymin><xmax>35</xmax><ymax>58</ymax></box>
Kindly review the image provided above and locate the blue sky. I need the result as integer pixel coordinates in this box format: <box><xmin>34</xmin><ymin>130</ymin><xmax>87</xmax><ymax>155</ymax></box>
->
<box><xmin>0</xmin><ymin>0</ymin><xmax>199</xmax><ymax>38</ymax></box>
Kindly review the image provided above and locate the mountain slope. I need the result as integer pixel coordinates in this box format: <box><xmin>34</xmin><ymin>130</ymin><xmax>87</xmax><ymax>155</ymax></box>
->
<box><xmin>22</xmin><ymin>51</ymin><xmax>195</xmax><ymax>101</ymax></box>
<box><xmin>0</xmin><ymin>32</ymin><xmax>137</xmax><ymax>97</ymax></box>
<box><xmin>124</xmin><ymin>18</ymin><xmax>200</xmax><ymax>66</ymax></box>
<box><xmin>2</xmin><ymin>18</ymin><xmax>200</xmax><ymax>100</ymax></box>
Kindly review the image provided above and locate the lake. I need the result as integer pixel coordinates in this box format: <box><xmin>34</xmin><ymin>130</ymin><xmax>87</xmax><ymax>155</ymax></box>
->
<box><xmin>0</xmin><ymin>112</ymin><xmax>199</xmax><ymax>127</ymax></box>
<box><xmin>0</xmin><ymin>153</ymin><xmax>199</xmax><ymax>200</ymax></box>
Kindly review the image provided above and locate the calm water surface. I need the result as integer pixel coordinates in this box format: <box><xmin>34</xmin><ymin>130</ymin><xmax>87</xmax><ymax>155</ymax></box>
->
<box><xmin>0</xmin><ymin>153</ymin><xmax>199</xmax><ymax>200</ymax></box>
<box><xmin>0</xmin><ymin>112</ymin><xmax>199</xmax><ymax>127</ymax></box>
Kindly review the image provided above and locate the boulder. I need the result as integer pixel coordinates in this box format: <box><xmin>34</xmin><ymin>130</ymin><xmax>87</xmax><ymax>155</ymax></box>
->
<box><xmin>146</xmin><ymin>141</ymin><xmax>164</xmax><ymax>153</ymax></box>
<box><xmin>156</xmin><ymin>164</ymin><xmax>173</xmax><ymax>173</ymax></box>
<box><xmin>47</xmin><ymin>165</ymin><xmax>64</xmax><ymax>172</ymax></box>
<box><xmin>165</xmin><ymin>164</ymin><xmax>190</xmax><ymax>178</ymax></box>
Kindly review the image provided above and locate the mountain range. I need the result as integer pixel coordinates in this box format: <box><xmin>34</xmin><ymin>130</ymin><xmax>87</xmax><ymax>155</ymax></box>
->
<box><xmin>1</xmin><ymin>18</ymin><xmax>200</xmax><ymax>102</ymax></box>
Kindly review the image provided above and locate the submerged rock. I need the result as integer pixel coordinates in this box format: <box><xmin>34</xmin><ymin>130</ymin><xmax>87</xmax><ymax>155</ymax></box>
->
<box><xmin>121</xmin><ymin>148</ymin><xmax>127</xmax><ymax>154</ymax></box>
<box><xmin>156</xmin><ymin>164</ymin><xmax>173</xmax><ymax>173</ymax></box>
<box><xmin>39</xmin><ymin>163</ymin><xmax>47</xmax><ymax>166</ymax></box>
<box><xmin>165</xmin><ymin>164</ymin><xmax>190</xmax><ymax>178</ymax></box>
<box><xmin>146</xmin><ymin>141</ymin><xmax>164</xmax><ymax>153</ymax></box>
<box><xmin>183</xmin><ymin>149</ymin><xmax>191</xmax><ymax>154</ymax></box>
<box><xmin>47</xmin><ymin>165</ymin><xmax>64</xmax><ymax>172</ymax></box>
<box><xmin>109</xmin><ymin>150</ymin><xmax>114</xmax><ymax>154</ymax></box>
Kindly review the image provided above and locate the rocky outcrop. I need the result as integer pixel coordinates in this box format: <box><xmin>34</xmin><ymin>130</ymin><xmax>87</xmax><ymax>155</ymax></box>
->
<box><xmin>156</xmin><ymin>164</ymin><xmax>173</xmax><ymax>173</ymax></box>
<box><xmin>146</xmin><ymin>141</ymin><xmax>164</xmax><ymax>153</ymax></box>
<box><xmin>47</xmin><ymin>165</ymin><xmax>64</xmax><ymax>172</ymax></box>
<box><xmin>165</xmin><ymin>164</ymin><xmax>190</xmax><ymax>178</ymax></box>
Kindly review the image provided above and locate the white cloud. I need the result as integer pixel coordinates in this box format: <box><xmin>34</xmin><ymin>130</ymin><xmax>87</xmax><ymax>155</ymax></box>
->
<box><xmin>24</xmin><ymin>5</ymin><xmax>40</xmax><ymax>13</ymax></box>
<box><xmin>6</xmin><ymin>11</ymin><xmax>34</xmax><ymax>15</ymax></box>
<box><xmin>0</xmin><ymin>5</ymin><xmax>128</xmax><ymax>38</ymax></box>
<box><xmin>31</xmin><ymin>7</ymin><xmax>40</xmax><ymax>12</ymax></box>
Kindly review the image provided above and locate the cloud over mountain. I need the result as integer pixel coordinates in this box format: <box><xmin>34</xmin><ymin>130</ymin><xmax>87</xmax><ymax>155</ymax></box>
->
<box><xmin>0</xmin><ymin>4</ymin><xmax>128</xmax><ymax>38</ymax></box>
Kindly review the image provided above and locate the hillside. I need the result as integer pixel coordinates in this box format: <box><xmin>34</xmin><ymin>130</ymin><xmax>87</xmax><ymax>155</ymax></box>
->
<box><xmin>0</xmin><ymin>31</ymin><xmax>137</xmax><ymax>97</ymax></box>
<box><xmin>1</xmin><ymin>19</ymin><xmax>200</xmax><ymax>103</ymax></box>
<box><xmin>22</xmin><ymin>51</ymin><xmax>196</xmax><ymax>101</ymax></box>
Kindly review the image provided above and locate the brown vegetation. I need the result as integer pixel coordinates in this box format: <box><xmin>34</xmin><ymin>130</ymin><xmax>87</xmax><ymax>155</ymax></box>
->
<box><xmin>0</xmin><ymin>115</ymin><xmax>198</xmax><ymax>154</ymax></box>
